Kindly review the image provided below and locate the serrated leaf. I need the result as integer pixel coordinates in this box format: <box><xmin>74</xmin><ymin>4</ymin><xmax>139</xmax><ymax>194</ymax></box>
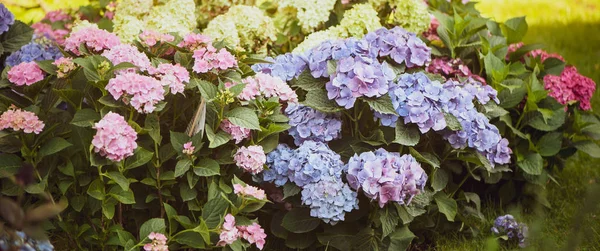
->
<box><xmin>193</xmin><ymin>78</ymin><xmax>218</xmax><ymax>100</ymax></box>
<box><xmin>409</xmin><ymin>147</ymin><xmax>440</xmax><ymax>168</ymax></box>
<box><xmin>283</xmin><ymin>183</ymin><xmax>301</xmax><ymax>200</ymax></box>
<box><xmin>302</xmin><ymin>89</ymin><xmax>343</xmax><ymax>113</ymax></box>
<box><xmin>282</xmin><ymin>208</ymin><xmax>321</xmax><ymax>233</ymax></box>
<box><xmin>387</xmin><ymin>226</ymin><xmax>416</xmax><ymax>251</ymax></box>
<box><xmin>363</xmin><ymin>96</ymin><xmax>398</xmax><ymax>115</ymax></box>
<box><xmin>124</xmin><ymin>148</ymin><xmax>153</xmax><ymax>170</ymax></box>
<box><xmin>2</xmin><ymin>21</ymin><xmax>34</xmax><ymax>52</ymax></box>
<box><xmin>292</xmin><ymin>70</ymin><xmax>327</xmax><ymax>91</ymax></box>
<box><xmin>444</xmin><ymin>113</ymin><xmax>462</xmax><ymax>131</ymax></box>
<box><xmin>379</xmin><ymin>206</ymin><xmax>398</xmax><ymax>238</ymax></box>
<box><xmin>38</xmin><ymin>137</ymin><xmax>72</xmax><ymax>160</ymax></box>
<box><xmin>87</xmin><ymin>179</ymin><xmax>105</xmax><ymax>201</ymax></box>
<box><xmin>71</xmin><ymin>109</ymin><xmax>100</xmax><ymax>127</ymax></box>
<box><xmin>109</xmin><ymin>186</ymin><xmax>136</xmax><ymax>204</ymax></box>
<box><xmin>106</xmin><ymin>171</ymin><xmax>130</xmax><ymax>191</ymax></box>
<box><xmin>536</xmin><ymin>132</ymin><xmax>562</xmax><ymax>157</ymax></box>
<box><xmin>573</xmin><ymin>140</ymin><xmax>600</xmax><ymax>158</ymax></box>
<box><xmin>517</xmin><ymin>152</ymin><xmax>542</xmax><ymax>175</ymax></box>
<box><xmin>434</xmin><ymin>192</ymin><xmax>457</xmax><ymax>222</ymax></box>
<box><xmin>193</xmin><ymin>158</ymin><xmax>220</xmax><ymax>176</ymax></box>
<box><xmin>393</xmin><ymin>121</ymin><xmax>419</xmax><ymax>146</ymax></box>
<box><xmin>225</xmin><ymin>107</ymin><xmax>260</xmax><ymax>130</ymax></box>
<box><xmin>175</xmin><ymin>159</ymin><xmax>192</xmax><ymax>177</ymax></box>
<box><xmin>139</xmin><ymin>218</ymin><xmax>166</xmax><ymax>240</ymax></box>
<box><xmin>432</xmin><ymin>169</ymin><xmax>449</xmax><ymax>192</ymax></box>
<box><xmin>202</xmin><ymin>196</ymin><xmax>229</xmax><ymax>228</ymax></box>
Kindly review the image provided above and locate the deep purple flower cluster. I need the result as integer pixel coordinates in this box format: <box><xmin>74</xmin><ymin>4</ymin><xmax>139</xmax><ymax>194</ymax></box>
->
<box><xmin>346</xmin><ymin>148</ymin><xmax>427</xmax><ymax>208</ymax></box>
<box><xmin>285</xmin><ymin>104</ymin><xmax>342</xmax><ymax>146</ymax></box>
<box><xmin>491</xmin><ymin>214</ymin><xmax>528</xmax><ymax>248</ymax></box>
<box><xmin>6</xmin><ymin>41</ymin><xmax>63</xmax><ymax>67</ymax></box>
<box><xmin>374</xmin><ymin>72</ymin><xmax>511</xmax><ymax>167</ymax></box>
<box><xmin>0</xmin><ymin>4</ymin><xmax>14</xmax><ymax>35</ymax></box>
<box><xmin>263</xmin><ymin>141</ymin><xmax>358</xmax><ymax>223</ymax></box>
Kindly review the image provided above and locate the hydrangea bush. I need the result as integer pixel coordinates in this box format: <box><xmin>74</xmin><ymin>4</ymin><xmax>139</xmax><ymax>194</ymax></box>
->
<box><xmin>0</xmin><ymin>0</ymin><xmax>598</xmax><ymax>250</ymax></box>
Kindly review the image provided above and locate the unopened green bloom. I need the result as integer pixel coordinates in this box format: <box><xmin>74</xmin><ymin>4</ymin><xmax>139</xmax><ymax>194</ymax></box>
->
<box><xmin>278</xmin><ymin>0</ymin><xmax>337</xmax><ymax>33</ymax></box>
<box><xmin>338</xmin><ymin>3</ymin><xmax>382</xmax><ymax>38</ymax></box>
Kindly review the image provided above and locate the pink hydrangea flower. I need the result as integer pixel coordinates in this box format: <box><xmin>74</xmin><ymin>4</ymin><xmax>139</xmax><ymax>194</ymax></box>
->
<box><xmin>422</xmin><ymin>15</ymin><xmax>440</xmax><ymax>41</ymax></box>
<box><xmin>217</xmin><ymin>214</ymin><xmax>240</xmax><ymax>247</ymax></box>
<box><xmin>507</xmin><ymin>43</ymin><xmax>564</xmax><ymax>61</ymax></box>
<box><xmin>238</xmin><ymin>73</ymin><xmax>298</xmax><ymax>103</ymax></box>
<box><xmin>139</xmin><ymin>30</ymin><xmax>175</xmax><ymax>47</ymax></box>
<box><xmin>43</xmin><ymin>10</ymin><xmax>70</xmax><ymax>22</ymax></box>
<box><xmin>544</xmin><ymin>65</ymin><xmax>596</xmax><ymax>110</ymax></box>
<box><xmin>8</xmin><ymin>62</ymin><xmax>44</xmax><ymax>86</ymax></box>
<box><xmin>143</xmin><ymin>232</ymin><xmax>168</xmax><ymax>251</ymax></box>
<box><xmin>182</xmin><ymin>141</ymin><xmax>195</xmax><ymax>155</ymax></box>
<box><xmin>64</xmin><ymin>26</ymin><xmax>121</xmax><ymax>55</ymax></box>
<box><xmin>102</xmin><ymin>44</ymin><xmax>152</xmax><ymax>72</ymax></box>
<box><xmin>178</xmin><ymin>33</ymin><xmax>212</xmax><ymax>51</ymax></box>
<box><xmin>31</xmin><ymin>23</ymin><xmax>69</xmax><ymax>46</ymax></box>
<box><xmin>233</xmin><ymin>184</ymin><xmax>266</xmax><ymax>200</ymax></box>
<box><xmin>233</xmin><ymin>145</ymin><xmax>266</xmax><ymax>174</ymax></box>
<box><xmin>220</xmin><ymin>119</ymin><xmax>250</xmax><ymax>144</ymax></box>
<box><xmin>106</xmin><ymin>72</ymin><xmax>165</xmax><ymax>113</ymax></box>
<box><xmin>0</xmin><ymin>105</ymin><xmax>45</xmax><ymax>134</ymax></box>
<box><xmin>104</xmin><ymin>2</ymin><xmax>118</xmax><ymax>20</ymax></box>
<box><xmin>149</xmin><ymin>63</ymin><xmax>189</xmax><ymax>94</ymax></box>
<box><xmin>192</xmin><ymin>44</ymin><xmax>237</xmax><ymax>73</ymax></box>
<box><xmin>426</xmin><ymin>57</ymin><xmax>487</xmax><ymax>84</ymax></box>
<box><xmin>92</xmin><ymin>112</ymin><xmax>137</xmax><ymax>162</ymax></box>
<box><xmin>53</xmin><ymin>57</ymin><xmax>76</xmax><ymax>78</ymax></box>
<box><xmin>237</xmin><ymin>223</ymin><xmax>267</xmax><ymax>250</ymax></box>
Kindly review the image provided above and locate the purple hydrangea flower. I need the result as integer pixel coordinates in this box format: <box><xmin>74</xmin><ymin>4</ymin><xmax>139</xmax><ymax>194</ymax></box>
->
<box><xmin>285</xmin><ymin>104</ymin><xmax>342</xmax><ymax>146</ymax></box>
<box><xmin>491</xmin><ymin>214</ymin><xmax>528</xmax><ymax>248</ymax></box>
<box><xmin>346</xmin><ymin>148</ymin><xmax>427</xmax><ymax>208</ymax></box>
<box><xmin>363</xmin><ymin>27</ymin><xmax>431</xmax><ymax>67</ymax></box>
<box><xmin>263</xmin><ymin>144</ymin><xmax>296</xmax><ymax>187</ymax></box>
<box><xmin>0</xmin><ymin>231</ymin><xmax>54</xmax><ymax>251</ymax></box>
<box><xmin>252</xmin><ymin>53</ymin><xmax>308</xmax><ymax>81</ymax></box>
<box><xmin>301</xmin><ymin>176</ymin><xmax>359</xmax><ymax>224</ymax></box>
<box><xmin>5</xmin><ymin>41</ymin><xmax>63</xmax><ymax>67</ymax></box>
<box><xmin>0</xmin><ymin>4</ymin><xmax>15</xmax><ymax>35</ymax></box>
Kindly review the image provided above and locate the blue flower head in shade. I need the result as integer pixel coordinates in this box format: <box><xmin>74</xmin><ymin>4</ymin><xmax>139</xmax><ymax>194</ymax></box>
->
<box><xmin>491</xmin><ymin>214</ymin><xmax>528</xmax><ymax>248</ymax></box>
<box><xmin>285</xmin><ymin>103</ymin><xmax>342</xmax><ymax>146</ymax></box>
<box><xmin>301</xmin><ymin>176</ymin><xmax>359</xmax><ymax>224</ymax></box>
<box><xmin>0</xmin><ymin>3</ymin><xmax>15</xmax><ymax>35</ymax></box>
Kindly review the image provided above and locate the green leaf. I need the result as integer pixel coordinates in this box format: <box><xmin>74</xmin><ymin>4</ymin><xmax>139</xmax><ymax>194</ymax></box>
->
<box><xmin>225</xmin><ymin>107</ymin><xmax>260</xmax><ymax>130</ymax></box>
<box><xmin>174</xmin><ymin>51</ymin><xmax>193</xmax><ymax>68</ymax></box>
<box><xmin>109</xmin><ymin>186</ymin><xmax>136</xmax><ymax>204</ymax></box>
<box><xmin>292</xmin><ymin>70</ymin><xmax>328</xmax><ymax>91</ymax></box>
<box><xmin>483</xmin><ymin>102</ymin><xmax>509</xmax><ymax>119</ymax></box>
<box><xmin>170</xmin><ymin>131</ymin><xmax>190</xmax><ymax>153</ymax></box>
<box><xmin>175</xmin><ymin>159</ymin><xmax>192</xmax><ymax>177</ymax></box>
<box><xmin>282</xmin><ymin>208</ymin><xmax>321</xmax><ymax>233</ymax></box>
<box><xmin>71</xmin><ymin>195</ymin><xmax>86</xmax><ymax>212</ymax></box>
<box><xmin>393</xmin><ymin>122</ymin><xmax>420</xmax><ymax>146</ymax></box>
<box><xmin>193</xmin><ymin>78</ymin><xmax>218</xmax><ymax>100</ymax></box>
<box><xmin>527</xmin><ymin>107</ymin><xmax>566</xmax><ymax>132</ymax></box>
<box><xmin>286</xmin><ymin>232</ymin><xmax>317</xmax><ymax>249</ymax></box>
<box><xmin>87</xmin><ymin>179</ymin><xmax>105</xmax><ymax>201</ymax></box>
<box><xmin>36</xmin><ymin>60</ymin><xmax>57</xmax><ymax>75</ymax></box>
<box><xmin>363</xmin><ymin>96</ymin><xmax>398</xmax><ymax>115</ymax></box>
<box><xmin>145</xmin><ymin>114</ymin><xmax>161</xmax><ymax>144</ymax></box>
<box><xmin>353</xmin><ymin>228</ymin><xmax>379</xmax><ymax>251</ymax></box>
<box><xmin>283</xmin><ymin>183</ymin><xmax>301</xmax><ymax>200</ymax></box>
<box><xmin>98</xmin><ymin>96</ymin><xmax>121</xmax><ymax>108</ymax></box>
<box><xmin>102</xmin><ymin>201</ymin><xmax>115</xmax><ymax>219</ymax></box>
<box><xmin>542</xmin><ymin>57</ymin><xmax>565</xmax><ymax>76</ymax></box>
<box><xmin>202</xmin><ymin>196</ymin><xmax>229</xmax><ymax>228</ymax></box>
<box><xmin>409</xmin><ymin>147</ymin><xmax>440</xmax><ymax>168</ymax></box>
<box><xmin>432</xmin><ymin>169</ymin><xmax>449</xmax><ymax>192</ymax></box>
<box><xmin>537</xmin><ymin>132</ymin><xmax>562</xmax><ymax>157</ymax></box>
<box><xmin>387</xmin><ymin>226</ymin><xmax>416</xmax><ymax>251</ymax></box>
<box><xmin>379</xmin><ymin>206</ymin><xmax>398</xmax><ymax>238</ymax></box>
<box><xmin>193</xmin><ymin>158</ymin><xmax>220</xmax><ymax>176</ymax></box>
<box><xmin>71</xmin><ymin>109</ymin><xmax>100</xmax><ymax>127</ymax></box>
<box><xmin>124</xmin><ymin>148</ymin><xmax>153</xmax><ymax>170</ymax></box>
<box><xmin>501</xmin><ymin>16</ymin><xmax>528</xmax><ymax>44</ymax></box>
<box><xmin>498</xmin><ymin>80</ymin><xmax>526</xmax><ymax>108</ymax></box>
<box><xmin>139</xmin><ymin>218</ymin><xmax>166</xmax><ymax>240</ymax></box>
<box><xmin>179</xmin><ymin>183</ymin><xmax>197</xmax><ymax>202</ymax></box>
<box><xmin>573</xmin><ymin>141</ymin><xmax>600</xmax><ymax>158</ymax></box>
<box><xmin>38</xmin><ymin>137</ymin><xmax>72</xmax><ymax>160</ymax></box>
<box><xmin>444</xmin><ymin>113</ymin><xmax>462</xmax><ymax>131</ymax></box>
<box><xmin>258</xmin><ymin>123</ymin><xmax>291</xmax><ymax>142</ymax></box>
<box><xmin>205</xmin><ymin>126</ymin><xmax>232</xmax><ymax>148</ymax></box>
<box><xmin>302</xmin><ymin>89</ymin><xmax>343</xmax><ymax>113</ymax></box>
<box><xmin>483</xmin><ymin>52</ymin><xmax>508</xmax><ymax>84</ymax></box>
<box><xmin>106</xmin><ymin>171</ymin><xmax>130</xmax><ymax>191</ymax></box>
<box><xmin>434</xmin><ymin>192</ymin><xmax>457</xmax><ymax>222</ymax></box>
<box><xmin>173</xmin><ymin>231</ymin><xmax>205</xmax><ymax>248</ymax></box>
<box><xmin>517</xmin><ymin>152</ymin><xmax>543</xmax><ymax>175</ymax></box>
<box><xmin>110</xmin><ymin>62</ymin><xmax>137</xmax><ymax>72</ymax></box>
<box><xmin>317</xmin><ymin>223</ymin><xmax>357</xmax><ymax>251</ymax></box>
<box><xmin>1</xmin><ymin>21</ymin><xmax>34</xmax><ymax>52</ymax></box>
<box><xmin>54</xmin><ymin>88</ymin><xmax>85</xmax><ymax>108</ymax></box>
<box><xmin>327</xmin><ymin>60</ymin><xmax>337</xmax><ymax>76</ymax></box>
<box><xmin>0</xmin><ymin>153</ymin><xmax>21</xmax><ymax>178</ymax></box>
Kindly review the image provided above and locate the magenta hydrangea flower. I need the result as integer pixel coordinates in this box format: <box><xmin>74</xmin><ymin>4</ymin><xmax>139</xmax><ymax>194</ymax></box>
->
<box><xmin>234</xmin><ymin>145</ymin><xmax>266</xmax><ymax>174</ymax></box>
<box><xmin>182</xmin><ymin>141</ymin><xmax>195</xmax><ymax>155</ymax></box>
<box><xmin>544</xmin><ymin>65</ymin><xmax>596</xmax><ymax>110</ymax></box>
<box><xmin>7</xmin><ymin>62</ymin><xmax>45</xmax><ymax>86</ymax></box>
<box><xmin>217</xmin><ymin>214</ymin><xmax>240</xmax><ymax>247</ymax></box>
<box><xmin>43</xmin><ymin>10</ymin><xmax>70</xmax><ymax>22</ymax></box>
<box><xmin>178</xmin><ymin>33</ymin><xmax>212</xmax><ymax>51</ymax></box>
<box><xmin>64</xmin><ymin>26</ymin><xmax>121</xmax><ymax>55</ymax></box>
<box><xmin>220</xmin><ymin>119</ymin><xmax>251</xmax><ymax>144</ymax></box>
<box><xmin>102</xmin><ymin>44</ymin><xmax>152</xmax><ymax>72</ymax></box>
<box><xmin>148</xmin><ymin>63</ymin><xmax>189</xmax><ymax>94</ymax></box>
<box><xmin>238</xmin><ymin>73</ymin><xmax>298</xmax><ymax>103</ymax></box>
<box><xmin>106</xmin><ymin>72</ymin><xmax>165</xmax><ymax>113</ymax></box>
<box><xmin>92</xmin><ymin>112</ymin><xmax>137</xmax><ymax>162</ymax></box>
<box><xmin>53</xmin><ymin>57</ymin><xmax>76</xmax><ymax>78</ymax></box>
<box><xmin>139</xmin><ymin>30</ymin><xmax>175</xmax><ymax>47</ymax></box>
<box><xmin>427</xmin><ymin>57</ymin><xmax>487</xmax><ymax>84</ymax></box>
<box><xmin>143</xmin><ymin>232</ymin><xmax>168</xmax><ymax>251</ymax></box>
<box><xmin>0</xmin><ymin>105</ymin><xmax>45</xmax><ymax>134</ymax></box>
<box><xmin>237</xmin><ymin>223</ymin><xmax>267</xmax><ymax>250</ymax></box>
<box><xmin>233</xmin><ymin>183</ymin><xmax>266</xmax><ymax>200</ymax></box>
<box><xmin>192</xmin><ymin>44</ymin><xmax>237</xmax><ymax>73</ymax></box>
<box><xmin>31</xmin><ymin>22</ymin><xmax>69</xmax><ymax>46</ymax></box>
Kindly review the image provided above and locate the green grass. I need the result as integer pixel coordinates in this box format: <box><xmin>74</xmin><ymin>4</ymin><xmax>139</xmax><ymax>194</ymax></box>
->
<box><xmin>436</xmin><ymin>1</ymin><xmax>600</xmax><ymax>250</ymax></box>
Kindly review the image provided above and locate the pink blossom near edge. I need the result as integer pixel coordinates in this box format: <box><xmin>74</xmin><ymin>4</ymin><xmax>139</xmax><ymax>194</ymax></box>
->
<box><xmin>7</xmin><ymin>62</ymin><xmax>44</xmax><ymax>86</ymax></box>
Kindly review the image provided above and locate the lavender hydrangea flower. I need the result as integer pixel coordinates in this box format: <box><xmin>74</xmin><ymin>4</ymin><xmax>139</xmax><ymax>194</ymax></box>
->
<box><xmin>363</xmin><ymin>27</ymin><xmax>431</xmax><ymax>67</ymax></box>
<box><xmin>491</xmin><ymin>214</ymin><xmax>528</xmax><ymax>248</ymax></box>
<box><xmin>5</xmin><ymin>41</ymin><xmax>63</xmax><ymax>67</ymax></box>
<box><xmin>252</xmin><ymin>53</ymin><xmax>308</xmax><ymax>81</ymax></box>
<box><xmin>288</xmin><ymin>140</ymin><xmax>345</xmax><ymax>187</ymax></box>
<box><xmin>263</xmin><ymin>144</ymin><xmax>296</xmax><ymax>186</ymax></box>
<box><xmin>0</xmin><ymin>4</ymin><xmax>15</xmax><ymax>35</ymax></box>
<box><xmin>285</xmin><ymin>104</ymin><xmax>342</xmax><ymax>146</ymax></box>
<box><xmin>301</xmin><ymin>176</ymin><xmax>359</xmax><ymax>224</ymax></box>
<box><xmin>346</xmin><ymin>148</ymin><xmax>427</xmax><ymax>208</ymax></box>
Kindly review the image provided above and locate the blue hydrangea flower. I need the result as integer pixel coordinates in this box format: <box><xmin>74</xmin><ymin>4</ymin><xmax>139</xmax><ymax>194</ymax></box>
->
<box><xmin>252</xmin><ymin>53</ymin><xmax>308</xmax><ymax>81</ymax></box>
<box><xmin>288</xmin><ymin>140</ymin><xmax>345</xmax><ymax>187</ymax></box>
<box><xmin>491</xmin><ymin>214</ymin><xmax>528</xmax><ymax>248</ymax></box>
<box><xmin>263</xmin><ymin>144</ymin><xmax>296</xmax><ymax>186</ymax></box>
<box><xmin>363</xmin><ymin>27</ymin><xmax>431</xmax><ymax>67</ymax></box>
<box><xmin>346</xmin><ymin>148</ymin><xmax>427</xmax><ymax>208</ymax></box>
<box><xmin>5</xmin><ymin>41</ymin><xmax>63</xmax><ymax>67</ymax></box>
<box><xmin>301</xmin><ymin>176</ymin><xmax>359</xmax><ymax>224</ymax></box>
<box><xmin>285</xmin><ymin>103</ymin><xmax>342</xmax><ymax>146</ymax></box>
<box><xmin>0</xmin><ymin>4</ymin><xmax>15</xmax><ymax>35</ymax></box>
<box><xmin>0</xmin><ymin>231</ymin><xmax>54</xmax><ymax>251</ymax></box>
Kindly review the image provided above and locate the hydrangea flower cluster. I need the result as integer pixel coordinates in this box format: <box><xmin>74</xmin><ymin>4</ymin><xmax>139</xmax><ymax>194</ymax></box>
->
<box><xmin>177</xmin><ymin>33</ymin><xmax>212</xmax><ymax>51</ymax></box>
<box><xmin>192</xmin><ymin>44</ymin><xmax>237</xmax><ymax>73</ymax></box>
<box><xmin>263</xmin><ymin>144</ymin><xmax>296</xmax><ymax>186</ymax></box>
<box><xmin>182</xmin><ymin>142</ymin><xmax>194</xmax><ymax>155</ymax></box>
<box><xmin>234</xmin><ymin>183</ymin><xmax>267</xmax><ymax>200</ymax></box>
<box><xmin>0</xmin><ymin>105</ymin><xmax>45</xmax><ymax>134</ymax></box>
<box><xmin>7</xmin><ymin>62</ymin><xmax>45</xmax><ymax>86</ymax></box>
<box><xmin>220</xmin><ymin>119</ymin><xmax>251</xmax><ymax>144</ymax></box>
<box><xmin>5</xmin><ymin>41</ymin><xmax>63</xmax><ymax>67</ymax></box>
<box><xmin>301</xmin><ymin>176</ymin><xmax>360</xmax><ymax>223</ymax></box>
<box><xmin>427</xmin><ymin>57</ymin><xmax>487</xmax><ymax>84</ymax></box>
<box><xmin>0</xmin><ymin>3</ymin><xmax>14</xmax><ymax>35</ymax></box>
<box><xmin>234</xmin><ymin>145</ymin><xmax>266</xmax><ymax>174</ymax></box>
<box><xmin>379</xmin><ymin>0</ymin><xmax>430</xmax><ymax>33</ymax></box>
<box><xmin>338</xmin><ymin>3</ymin><xmax>382</xmax><ymax>38</ymax></box>
<box><xmin>217</xmin><ymin>214</ymin><xmax>267</xmax><ymax>250</ymax></box>
<box><xmin>102</xmin><ymin>44</ymin><xmax>152</xmax><ymax>72</ymax></box>
<box><xmin>237</xmin><ymin>73</ymin><xmax>298</xmax><ymax>104</ymax></box>
<box><xmin>53</xmin><ymin>57</ymin><xmax>76</xmax><ymax>78</ymax></box>
<box><xmin>149</xmin><ymin>63</ymin><xmax>190</xmax><ymax>95</ymax></box>
<box><xmin>0</xmin><ymin>231</ymin><xmax>54</xmax><ymax>251</ymax></box>
<box><xmin>491</xmin><ymin>214</ymin><xmax>528</xmax><ymax>248</ymax></box>
<box><xmin>543</xmin><ymin>65</ymin><xmax>596</xmax><ymax>110</ymax></box>
<box><xmin>31</xmin><ymin>22</ymin><xmax>70</xmax><ymax>46</ymax></box>
<box><xmin>251</xmin><ymin>54</ymin><xmax>307</xmax><ymax>82</ymax></box>
<box><xmin>64</xmin><ymin>26</ymin><xmax>121</xmax><ymax>55</ymax></box>
<box><xmin>92</xmin><ymin>112</ymin><xmax>138</xmax><ymax>162</ymax></box>
<box><xmin>346</xmin><ymin>148</ymin><xmax>427</xmax><ymax>207</ymax></box>
<box><xmin>143</xmin><ymin>232</ymin><xmax>168</xmax><ymax>251</ymax></box>
<box><xmin>292</xmin><ymin>28</ymin><xmax>344</xmax><ymax>54</ymax></box>
<box><xmin>106</xmin><ymin>72</ymin><xmax>165</xmax><ymax>113</ymax></box>
<box><xmin>43</xmin><ymin>10</ymin><xmax>71</xmax><ymax>22</ymax></box>
<box><xmin>138</xmin><ymin>30</ymin><xmax>175</xmax><ymax>47</ymax></box>
<box><xmin>422</xmin><ymin>15</ymin><xmax>440</xmax><ymax>41</ymax></box>
<box><xmin>285</xmin><ymin>104</ymin><xmax>342</xmax><ymax>146</ymax></box>
<box><xmin>277</xmin><ymin>0</ymin><xmax>337</xmax><ymax>33</ymax></box>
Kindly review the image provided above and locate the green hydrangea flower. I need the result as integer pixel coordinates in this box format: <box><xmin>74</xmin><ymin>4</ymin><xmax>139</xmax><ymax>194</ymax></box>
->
<box><xmin>368</xmin><ymin>0</ymin><xmax>430</xmax><ymax>34</ymax></box>
<box><xmin>338</xmin><ymin>3</ymin><xmax>382</xmax><ymax>38</ymax></box>
<box><xmin>293</xmin><ymin>26</ymin><xmax>345</xmax><ymax>53</ymax></box>
<box><xmin>195</xmin><ymin>0</ymin><xmax>254</xmax><ymax>27</ymax></box>
<box><xmin>278</xmin><ymin>0</ymin><xmax>337</xmax><ymax>33</ymax></box>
